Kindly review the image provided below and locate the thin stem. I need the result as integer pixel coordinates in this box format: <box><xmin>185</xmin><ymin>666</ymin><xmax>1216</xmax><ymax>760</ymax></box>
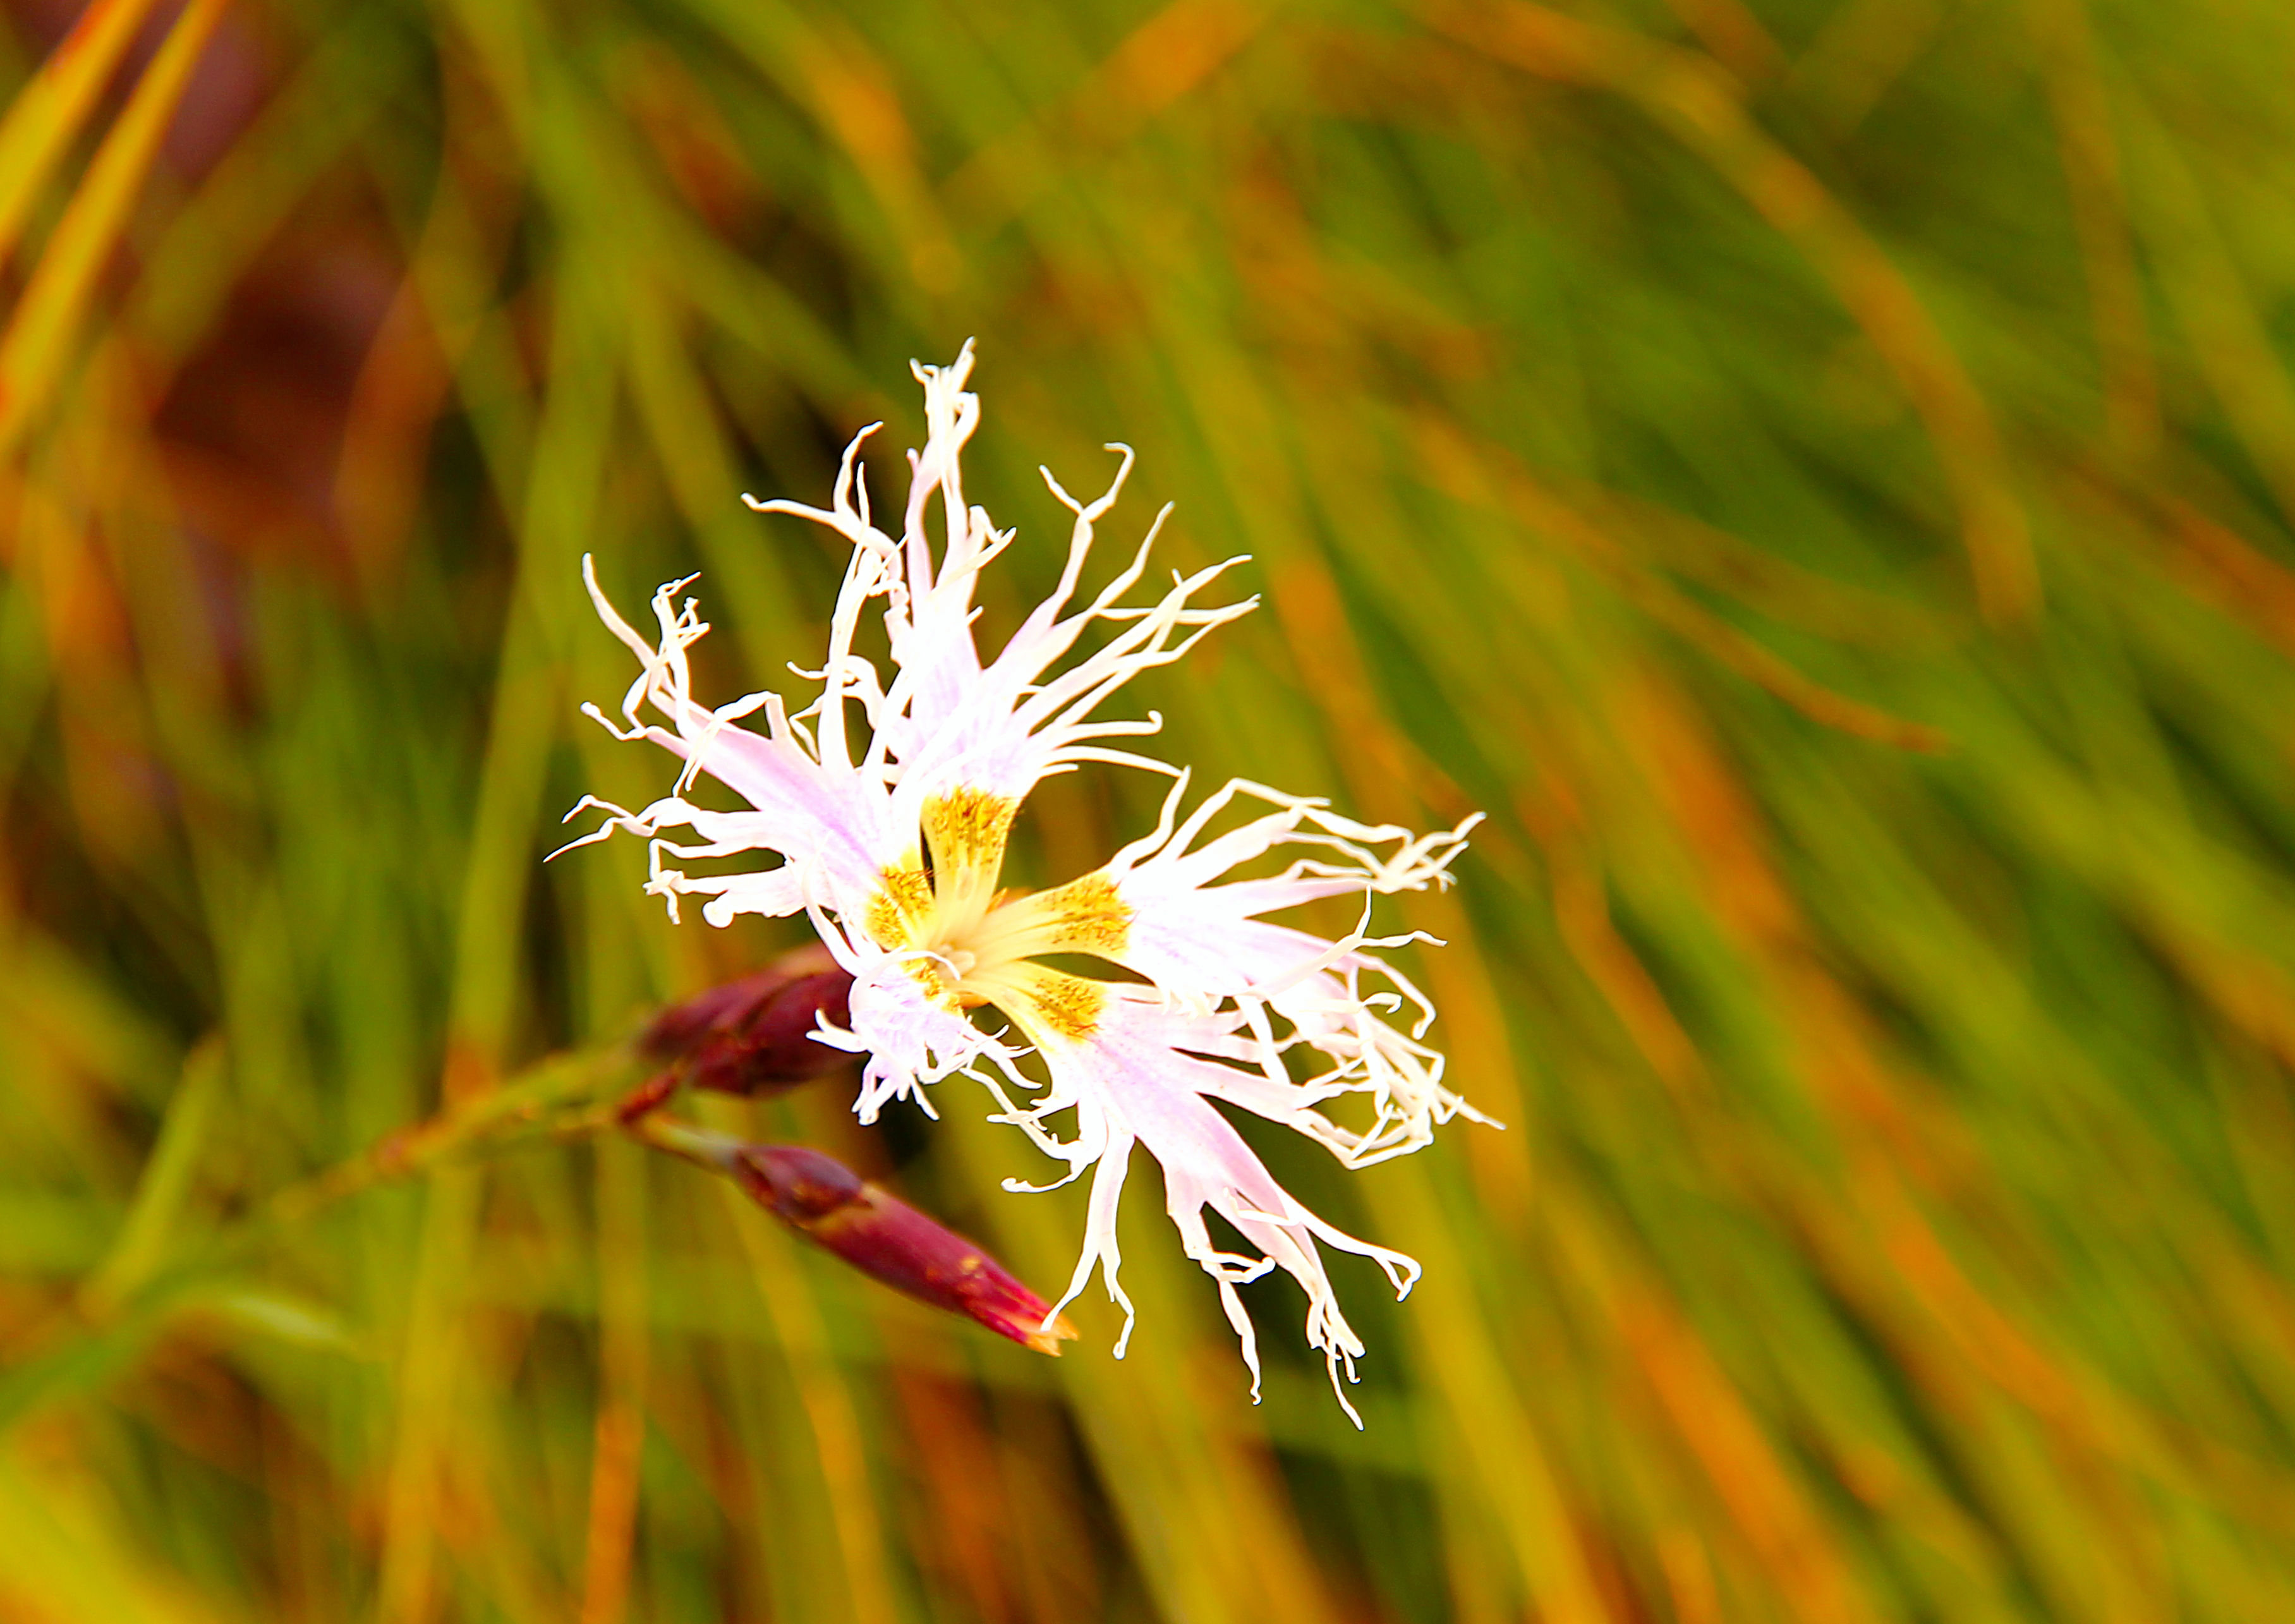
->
<box><xmin>1</xmin><ymin>1042</ymin><xmax>644</xmax><ymax>1431</ymax></box>
<box><xmin>620</xmin><ymin>1111</ymin><xmax>746</xmax><ymax>1173</ymax></box>
<box><xmin>99</xmin><ymin>1045</ymin><xmax>637</xmax><ymax>1329</ymax></box>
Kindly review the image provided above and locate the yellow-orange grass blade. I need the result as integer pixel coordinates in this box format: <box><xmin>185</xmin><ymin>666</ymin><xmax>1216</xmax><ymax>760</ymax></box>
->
<box><xmin>0</xmin><ymin>0</ymin><xmax>164</xmax><ymax>263</ymax></box>
<box><xmin>0</xmin><ymin>0</ymin><xmax>226</xmax><ymax>457</ymax></box>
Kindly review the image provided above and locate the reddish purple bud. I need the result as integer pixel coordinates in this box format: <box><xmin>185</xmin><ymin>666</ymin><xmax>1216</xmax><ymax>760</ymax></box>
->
<box><xmin>639</xmin><ymin>948</ymin><xmax>856</xmax><ymax>1099</ymax></box>
<box><xmin>732</xmin><ymin>1145</ymin><xmax>1075</xmax><ymax>1356</ymax></box>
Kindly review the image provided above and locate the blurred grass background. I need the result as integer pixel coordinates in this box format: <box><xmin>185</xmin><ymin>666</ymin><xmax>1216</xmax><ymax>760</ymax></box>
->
<box><xmin>6</xmin><ymin>0</ymin><xmax>2295</xmax><ymax>1618</ymax></box>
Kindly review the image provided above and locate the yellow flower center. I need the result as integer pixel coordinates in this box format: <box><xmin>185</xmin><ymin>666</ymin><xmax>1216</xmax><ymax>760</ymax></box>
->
<box><xmin>864</xmin><ymin>789</ymin><xmax>1132</xmax><ymax>1041</ymax></box>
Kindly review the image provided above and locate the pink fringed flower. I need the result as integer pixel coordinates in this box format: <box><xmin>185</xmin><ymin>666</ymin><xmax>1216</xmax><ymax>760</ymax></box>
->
<box><xmin>565</xmin><ymin>343</ymin><xmax>1489</xmax><ymax>1424</ymax></box>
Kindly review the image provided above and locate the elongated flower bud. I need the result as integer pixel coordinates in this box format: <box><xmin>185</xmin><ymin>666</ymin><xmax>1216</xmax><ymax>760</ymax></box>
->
<box><xmin>639</xmin><ymin>946</ymin><xmax>856</xmax><ymax>1098</ymax></box>
<box><xmin>731</xmin><ymin>1144</ymin><xmax>1075</xmax><ymax>1356</ymax></box>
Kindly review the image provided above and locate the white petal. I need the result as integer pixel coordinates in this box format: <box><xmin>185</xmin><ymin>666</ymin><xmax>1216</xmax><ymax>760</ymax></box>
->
<box><xmin>574</xmin><ymin>558</ymin><xmax>919</xmax><ymax>922</ymax></box>
<box><xmin>1098</xmin><ymin>778</ymin><xmax>1493</xmax><ymax>1161</ymax></box>
<box><xmin>828</xmin><ymin>952</ymin><xmax>1018</xmax><ymax>1124</ymax></box>
<box><xmin>1012</xmin><ymin>988</ymin><xmax>1415</xmax><ymax>1424</ymax></box>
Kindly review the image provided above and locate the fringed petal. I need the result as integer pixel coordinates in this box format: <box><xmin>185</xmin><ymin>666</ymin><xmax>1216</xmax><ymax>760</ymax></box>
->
<box><xmin>1013</xmin><ymin>988</ymin><xmax>1419</xmax><ymax>1428</ymax></box>
<box><xmin>1089</xmin><ymin>776</ymin><xmax>1493</xmax><ymax>1161</ymax></box>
